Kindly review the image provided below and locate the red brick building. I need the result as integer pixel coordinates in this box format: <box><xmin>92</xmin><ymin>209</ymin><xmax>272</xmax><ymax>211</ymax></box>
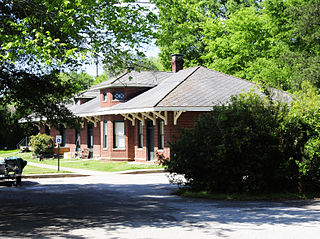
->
<box><xmin>39</xmin><ymin>55</ymin><xmax>286</xmax><ymax>162</ymax></box>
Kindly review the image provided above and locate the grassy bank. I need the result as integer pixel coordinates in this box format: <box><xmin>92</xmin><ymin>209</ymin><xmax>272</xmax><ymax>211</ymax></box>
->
<box><xmin>176</xmin><ymin>189</ymin><xmax>320</xmax><ymax>201</ymax></box>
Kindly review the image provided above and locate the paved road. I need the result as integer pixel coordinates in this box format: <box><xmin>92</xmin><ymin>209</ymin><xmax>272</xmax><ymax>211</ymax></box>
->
<box><xmin>1</xmin><ymin>172</ymin><xmax>320</xmax><ymax>239</ymax></box>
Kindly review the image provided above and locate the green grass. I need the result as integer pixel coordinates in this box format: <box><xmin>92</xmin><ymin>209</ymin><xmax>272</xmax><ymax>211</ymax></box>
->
<box><xmin>0</xmin><ymin>149</ymin><xmax>163</xmax><ymax>172</ymax></box>
<box><xmin>23</xmin><ymin>165</ymin><xmax>71</xmax><ymax>174</ymax></box>
<box><xmin>28</xmin><ymin>159</ymin><xmax>163</xmax><ymax>172</ymax></box>
<box><xmin>0</xmin><ymin>149</ymin><xmax>33</xmax><ymax>160</ymax></box>
<box><xmin>176</xmin><ymin>189</ymin><xmax>320</xmax><ymax>201</ymax></box>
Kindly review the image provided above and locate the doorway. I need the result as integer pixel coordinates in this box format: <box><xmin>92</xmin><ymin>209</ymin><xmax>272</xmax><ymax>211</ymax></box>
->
<box><xmin>146</xmin><ymin>120</ymin><xmax>154</xmax><ymax>161</ymax></box>
<box><xmin>87</xmin><ymin>123</ymin><xmax>94</xmax><ymax>158</ymax></box>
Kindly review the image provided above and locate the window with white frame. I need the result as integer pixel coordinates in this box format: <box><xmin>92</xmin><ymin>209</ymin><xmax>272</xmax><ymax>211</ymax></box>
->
<box><xmin>103</xmin><ymin>92</ymin><xmax>107</xmax><ymax>102</ymax></box>
<box><xmin>103</xmin><ymin>121</ymin><xmax>108</xmax><ymax>148</ymax></box>
<box><xmin>114</xmin><ymin>121</ymin><xmax>125</xmax><ymax>148</ymax></box>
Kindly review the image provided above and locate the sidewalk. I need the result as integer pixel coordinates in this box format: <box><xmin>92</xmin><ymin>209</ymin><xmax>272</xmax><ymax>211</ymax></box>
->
<box><xmin>24</xmin><ymin>162</ymin><xmax>165</xmax><ymax>178</ymax></box>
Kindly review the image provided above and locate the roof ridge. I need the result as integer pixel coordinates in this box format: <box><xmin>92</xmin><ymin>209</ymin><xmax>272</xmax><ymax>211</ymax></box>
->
<box><xmin>154</xmin><ymin>66</ymin><xmax>201</xmax><ymax>107</ymax></box>
<box><xmin>110</xmin><ymin>72</ymin><xmax>129</xmax><ymax>84</ymax></box>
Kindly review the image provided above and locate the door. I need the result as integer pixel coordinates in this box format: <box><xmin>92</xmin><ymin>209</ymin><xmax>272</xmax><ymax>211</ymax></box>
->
<box><xmin>75</xmin><ymin>129</ymin><xmax>81</xmax><ymax>152</ymax></box>
<box><xmin>87</xmin><ymin>123</ymin><xmax>94</xmax><ymax>158</ymax></box>
<box><xmin>146</xmin><ymin>120</ymin><xmax>154</xmax><ymax>161</ymax></box>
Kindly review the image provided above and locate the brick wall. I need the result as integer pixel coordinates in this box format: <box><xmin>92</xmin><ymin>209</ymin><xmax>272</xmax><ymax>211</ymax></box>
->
<box><xmin>99</xmin><ymin>115</ymin><xmax>134</xmax><ymax>161</ymax></box>
<box><xmin>39</xmin><ymin>111</ymin><xmax>206</xmax><ymax>161</ymax></box>
<box><xmin>100</xmin><ymin>87</ymin><xmax>150</xmax><ymax>108</ymax></box>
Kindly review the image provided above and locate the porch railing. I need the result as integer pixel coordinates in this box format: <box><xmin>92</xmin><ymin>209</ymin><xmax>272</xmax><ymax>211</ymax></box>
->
<box><xmin>16</xmin><ymin>137</ymin><xmax>30</xmax><ymax>149</ymax></box>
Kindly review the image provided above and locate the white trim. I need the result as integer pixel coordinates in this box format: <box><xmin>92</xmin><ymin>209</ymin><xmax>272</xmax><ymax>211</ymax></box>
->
<box><xmin>121</xmin><ymin>113</ymin><xmax>136</xmax><ymax>126</ymax></box>
<box><xmin>131</xmin><ymin>113</ymin><xmax>145</xmax><ymax>126</ymax></box>
<box><xmin>152</xmin><ymin>111</ymin><xmax>167</xmax><ymax>125</ymax></box>
<box><xmin>141</xmin><ymin>112</ymin><xmax>156</xmax><ymax>125</ymax></box>
<box><xmin>174</xmin><ymin>111</ymin><xmax>184</xmax><ymax>125</ymax></box>
<box><xmin>24</xmin><ymin>106</ymin><xmax>212</xmax><ymax>123</ymax></box>
<box><xmin>76</xmin><ymin>106</ymin><xmax>212</xmax><ymax>117</ymax></box>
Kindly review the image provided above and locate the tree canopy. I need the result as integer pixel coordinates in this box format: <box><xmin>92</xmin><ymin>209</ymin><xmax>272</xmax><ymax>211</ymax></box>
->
<box><xmin>153</xmin><ymin>0</ymin><xmax>320</xmax><ymax>91</ymax></box>
<box><xmin>0</xmin><ymin>0</ymin><xmax>156</xmax><ymax>121</ymax></box>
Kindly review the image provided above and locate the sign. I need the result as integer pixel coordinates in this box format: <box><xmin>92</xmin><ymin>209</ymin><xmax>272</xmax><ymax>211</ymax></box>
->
<box><xmin>56</xmin><ymin>135</ymin><xmax>62</xmax><ymax>145</ymax></box>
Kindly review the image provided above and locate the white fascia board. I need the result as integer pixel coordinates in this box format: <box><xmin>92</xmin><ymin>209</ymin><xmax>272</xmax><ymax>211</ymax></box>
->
<box><xmin>75</xmin><ymin>106</ymin><xmax>212</xmax><ymax>117</ymax></box>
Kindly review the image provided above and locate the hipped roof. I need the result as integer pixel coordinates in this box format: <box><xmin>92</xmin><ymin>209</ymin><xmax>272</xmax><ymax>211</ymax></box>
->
<box><xmin>74</xmin><ymin>66</ymin><xmax>290</xmax><ymax>117</ymax></box>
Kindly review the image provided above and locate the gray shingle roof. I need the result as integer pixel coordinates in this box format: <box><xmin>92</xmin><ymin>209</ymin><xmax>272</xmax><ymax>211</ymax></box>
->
<box><xmin>158</xmin><ymin>66</ymin><xmax>259</xmax><ymax>107</ymax></box>
<box><xmin>75</xmin><ymin>89</ymin><xmax>100</xmax><ymax>99</ymax></box>
<box><xmin>90</xmin><ymin>71</ymin><xmax>173</xmax><ymax>90</ymax></box>
<box><xmin>109</xmin><ymin>67</ymin><xmax>199</xmax><ymax>111</ymax></box>
<box><xmin>72</xmin><ymin>66</ymin><xmax>290</xmax><ymax>117</ymax></box>
<box><xmin>72</xmin><ymin>95</ymin><xmax>101</xmax><ymax>115</ymax></box>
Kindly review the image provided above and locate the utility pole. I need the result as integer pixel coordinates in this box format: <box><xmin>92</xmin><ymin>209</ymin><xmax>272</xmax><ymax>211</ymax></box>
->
<box><xmin>95</xmin><ymin>55</ymin><xmax>99</xmax><ymax>77</ymax></box>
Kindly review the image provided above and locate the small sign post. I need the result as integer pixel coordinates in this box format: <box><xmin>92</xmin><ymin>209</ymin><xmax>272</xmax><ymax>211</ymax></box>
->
<box><xmin>56</xmin><ymin>135</ymin><xmax>62</xmax><ymax>171</ymax></box>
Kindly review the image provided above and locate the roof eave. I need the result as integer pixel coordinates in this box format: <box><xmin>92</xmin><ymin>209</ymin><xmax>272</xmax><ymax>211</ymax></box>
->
<box><xmin>75</xmin><ymin>106</ymin><xmax>213</xmax><ymax>117</ymax></box>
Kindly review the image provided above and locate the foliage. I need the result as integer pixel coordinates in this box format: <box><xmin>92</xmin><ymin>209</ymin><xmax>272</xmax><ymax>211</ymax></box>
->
<box><xmin>30</xmin><ymin>133</ymin><xmax>54</xmax><ymax>156</ymax></box>
<box><xmin>152</xmin><ymin>0</ymin><xmax>261</xmax><ymax>70</ymax></box>
<box><xmin>154</xmin><ymin>0</ymin><xmax>320</xmax><ymax>91</ymax></box>
<box><xmin>58</xmin><ymin>72</ymin><xmax>94</xmax><ymax>92</ymax></box>
<box><xmin>164</xmin><ymin>92</ymin><xmax>298</xmax><ymax>193</ymax></box>
<box><xmin>286</xmin><ymin>82</ymin><xmax>320</xmax><ymax>191</ymax></box>
<box><xmin>0</xmin><ymin>105</ymin><xmax>38</xmax><ymax>149</ymax></box>
<box><xmin>101</xmin><ymin>55</ymin><xmax>166</xmax><ymax>79</ymax></box>
<box><xmin>0</xmin><ymin>0</ymin><xmax>156</xmax><ymax>120</ymax></box>
<box><xmin>165</xmin><ymin>85</ymin><xmax>320</xmax><ymax>193</ymax></box>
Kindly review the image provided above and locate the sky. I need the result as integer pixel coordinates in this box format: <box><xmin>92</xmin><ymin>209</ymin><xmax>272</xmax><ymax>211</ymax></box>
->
<box><xmin>84</xmin><ymin>42</ymin><xmax>160</xmax><ymax>76</ymax></box>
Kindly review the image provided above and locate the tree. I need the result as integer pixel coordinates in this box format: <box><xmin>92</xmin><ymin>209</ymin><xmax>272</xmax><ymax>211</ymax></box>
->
<box><xmin>0</xmin><ymin>0</ymin><xmax>156</xmax><ymax>121</ymax></box>
<box><xmin>153</xmin><ymin>0</ymin><xmax>320</xmax><ymax>91</ymax></box>
<box><xmin>152</xmin><ymin>0</ymin><xmax>260</xmax><ymax>70</ymax></box>
<box><xmin>0</xmin><ymin>105</ymin><xmax>38</xmax><ymax>149</ymax></box>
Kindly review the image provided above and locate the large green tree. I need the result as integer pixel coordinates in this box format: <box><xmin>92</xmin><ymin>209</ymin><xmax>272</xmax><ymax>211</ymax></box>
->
<box><xmin>154</xmin><ymin>0</ymin><xmax>320</xmax><ymax>91</ymax></box>
<box><xmin>0</xmin><ymin>0</ymin><xmax>155</xmax><ymax>122</ymax></box>
<box><xmin>152</xmin><ymin>0</ymin><xmax>261</xmax><ymax>69</ymax></box>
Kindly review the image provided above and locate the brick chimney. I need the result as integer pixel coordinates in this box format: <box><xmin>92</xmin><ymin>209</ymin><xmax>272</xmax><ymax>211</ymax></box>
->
<box><xmin>171</xmin><ymin>54</ymin><xmax>184</xmax><ymax>72</ymax></box>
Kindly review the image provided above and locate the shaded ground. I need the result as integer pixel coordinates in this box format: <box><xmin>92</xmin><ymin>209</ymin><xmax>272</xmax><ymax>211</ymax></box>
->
<box><xmin>1</xmin><ymin>173</ymin><xmax>320</xmax><ymax>238</ymax></box>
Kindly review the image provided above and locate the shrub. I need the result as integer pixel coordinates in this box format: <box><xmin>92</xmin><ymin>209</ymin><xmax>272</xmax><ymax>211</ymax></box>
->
<box><xmin>30</xmin><ymin>133</ymin><xmax>54</xmax><ymax>156</ymax></box>
<box><xmin>287</xmin><ymin>82</ymin><xmax>320</xmax><ymax>191</ymax></box>
<box><xmin>164</xmin><ymin>92</ymin><xmax>299</xmax><ymax>194</ymax></box>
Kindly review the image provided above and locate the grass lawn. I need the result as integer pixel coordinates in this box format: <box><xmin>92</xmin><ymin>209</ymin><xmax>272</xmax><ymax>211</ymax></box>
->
<box><xmin>0</xmin><ymin>150</ymin><xmax>163</xmax><ymax>172</ymax></box>
<box><xmin>0</xmin><ymin>150</ymin><xmax>71</xmax><ymax>174</ymax></box>
<box><xmin>23</xmin><ymin>165</ymin><xmax>71</xmax><ymax>175</ymax></box>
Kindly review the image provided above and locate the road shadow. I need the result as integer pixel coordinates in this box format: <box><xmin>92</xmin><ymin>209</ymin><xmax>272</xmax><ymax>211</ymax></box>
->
<box><xmin>0</xmin><ymin>181</ymin><xmax>319</xmax><ymax>238</ymax></box>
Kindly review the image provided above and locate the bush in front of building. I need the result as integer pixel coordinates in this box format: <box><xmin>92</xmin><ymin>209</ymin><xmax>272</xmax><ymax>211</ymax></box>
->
<box><xmin>30</xmin><ymin>133</ymin><xmax>54</xmax><ymax>156</ymax></box>
<box><xmin>164</xmin><ymin>91</ymin><xmax>300</xmax><ymax>194</ymax></box>
<box><xmin>286</xmin><ymin>82</ymin><xmax>320</xmax><ymax>192</ymax></box>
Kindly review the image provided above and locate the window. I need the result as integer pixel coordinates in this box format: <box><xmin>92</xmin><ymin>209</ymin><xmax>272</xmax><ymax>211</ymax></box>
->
<box><xmin>45</xmin><ymin>125</ymin><xmax>50</xmax><ymax>135</ymax></box>
<box><xmin>75</xmin><ymin>129</ymin><xmax>81</xmax><ymax>151</ymax></box>
<box><xmin>113</xmin><ymin>92</ymin><xmax>124</xmax><ymax>101</ymax></box>
<box><xmin>104</xmin><ymin>121</ymin><xmax>108</xmax><ymax>148</ymax></box>
<box><xmin>114</xmin><ymin>121</ymin><xmax>125</xmax><ymax>148</ymax></box>
<box><xmin>103</xmin><ymin>92</ymin><xmax>107</xmax><ymax>102</ymax></box>
<box><xmin>158</xmin><ymin>120</ymin><xmax>164</xmax><ymax>150</ymax></box>
<box><xmin>138</xmin><ymin>121</ymin><xmax>143</xmax><ymax>148</ymax></box>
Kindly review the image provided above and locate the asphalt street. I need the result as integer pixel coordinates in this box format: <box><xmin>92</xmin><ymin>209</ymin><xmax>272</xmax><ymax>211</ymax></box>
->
<box><xmin>1</xmin><ymin>172</ymin><xmax>320</xmax><ymax>239</ymax></box>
